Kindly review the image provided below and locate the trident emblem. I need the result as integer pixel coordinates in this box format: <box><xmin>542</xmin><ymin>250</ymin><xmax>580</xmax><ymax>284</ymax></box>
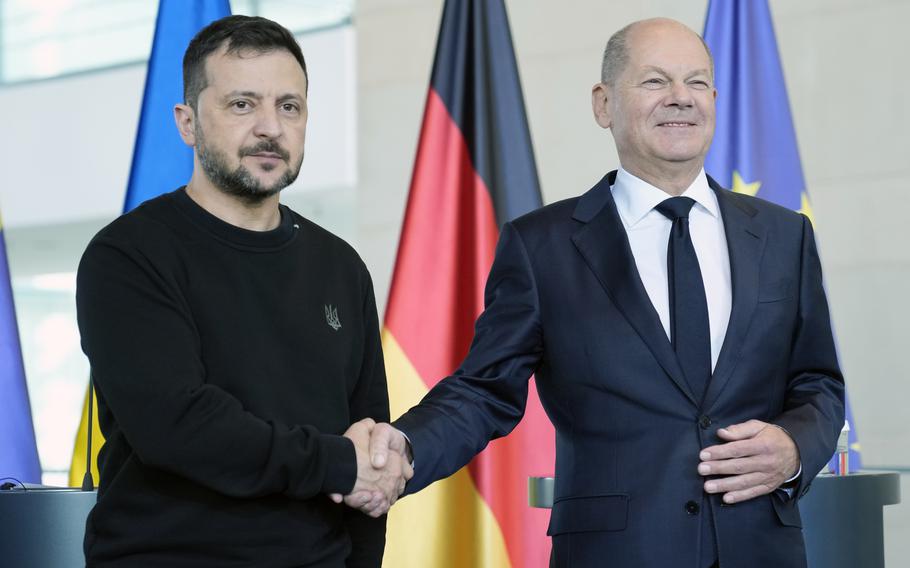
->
<box><xmin>325</xmin><ymin>305</ymin><xmax>342</xmax><ymax>331</ymax></box>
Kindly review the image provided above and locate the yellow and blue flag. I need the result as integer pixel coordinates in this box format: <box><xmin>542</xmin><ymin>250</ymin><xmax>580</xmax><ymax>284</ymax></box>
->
<box><xmin>69</xmin><ymin>0</ymin><xmax>231</xmax><ymax>487</ymax></box>
<box><xmin>0</xmin><ymin>210</ymin><xmax>42</xmax><ymax>483</ymax></box>
<box><xmin>703</xmin><ymin>0</ymin><xmax>861</xmax><ymax>468</ymax></box>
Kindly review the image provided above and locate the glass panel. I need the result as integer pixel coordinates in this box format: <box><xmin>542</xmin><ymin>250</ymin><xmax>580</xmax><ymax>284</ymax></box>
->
<box><xmin>12</xmin><ymin>274</ymin><xmax>89</xmax><ymax>485</ymax></box>
<box><xmin>1</xmin><ymin>0</ymin><xmax>157</xmax><ymax>82</ymax></box>
<box><xmin>0</xmin><ymin>0</ymin><xmax>353</xmax><ymax>84</ymax></box>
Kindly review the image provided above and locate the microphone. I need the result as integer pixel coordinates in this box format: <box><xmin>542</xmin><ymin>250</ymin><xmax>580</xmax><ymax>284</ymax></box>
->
<box><xmin>81</xmin><ymin>373</ymin><xmax>95</xmax><ymax>491</ymax></box>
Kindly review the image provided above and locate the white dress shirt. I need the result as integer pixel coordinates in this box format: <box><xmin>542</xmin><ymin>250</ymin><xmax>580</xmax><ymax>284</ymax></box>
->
<box><xmin>611</xmin><ymin>168</ymin><xmax>801</xmax><ymax>489</ymax></box>
<box><xmin>611</xmin><ymin>167</ymin><xmax>732</xmax><ymax>372</ymax></box>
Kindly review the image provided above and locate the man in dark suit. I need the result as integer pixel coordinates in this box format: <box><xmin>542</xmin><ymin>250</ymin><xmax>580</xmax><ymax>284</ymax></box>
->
<box><xmin>350</xmin><ymin>17</ymin><xmax>844</xmax><ymax>568</ymax></box>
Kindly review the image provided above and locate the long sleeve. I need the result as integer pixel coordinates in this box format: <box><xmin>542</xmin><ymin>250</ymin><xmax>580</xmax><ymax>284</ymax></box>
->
<box><xmin>77</xmin><ymin>234</ymin><xmax>356</xmax><ymax>500</ymax></box>
<box><xmin>772</xmin><ymin>215</ymin><xmax>845</xmax><ymax>499</ymax></box>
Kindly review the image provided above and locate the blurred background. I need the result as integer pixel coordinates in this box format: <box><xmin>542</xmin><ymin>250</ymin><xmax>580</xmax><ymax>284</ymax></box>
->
<box><xmin>0</xmin><ymin>0</ymin><xmax>906</xmax><ymax>562</ymax></box>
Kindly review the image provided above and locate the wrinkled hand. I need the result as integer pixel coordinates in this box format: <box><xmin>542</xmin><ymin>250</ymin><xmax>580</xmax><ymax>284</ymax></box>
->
<box><xmin>698</xmin><ymin>419</ymin><xmax>799</xmax><ymax>504</ymax></box>
<box><xmin>328</xmin><ymin>419</ymin><xmax>412</xmax><ymax>517</ymax></box>
<box><xmin>344</xmin><ymin>421</ymin><xmax>414</xmax><ymax>517</ymax></box>
<box><xmin>368</xmin><ymin>422</ymin><xmax>413</xmax><ymax>471</ymax></box>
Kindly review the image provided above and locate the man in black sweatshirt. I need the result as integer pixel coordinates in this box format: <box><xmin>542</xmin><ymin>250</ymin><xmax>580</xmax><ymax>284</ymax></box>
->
<box><xmin>76</xmin><ymin>15</ymin><xmax>409</xmax><ymax>567</ymax></box>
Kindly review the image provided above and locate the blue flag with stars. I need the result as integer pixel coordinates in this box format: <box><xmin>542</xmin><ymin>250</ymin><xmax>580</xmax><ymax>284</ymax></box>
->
<box><xmin>703</xmin><ymin>0</ymin><xmax>861</xmax><ymax>470</ymax></box>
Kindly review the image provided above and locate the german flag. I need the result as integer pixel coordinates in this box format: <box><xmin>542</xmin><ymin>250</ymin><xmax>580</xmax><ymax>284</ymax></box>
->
<box><xmin>381</xmin><ymin>1</ymin><xmax>553</xmax><ymax>566</ymax></box>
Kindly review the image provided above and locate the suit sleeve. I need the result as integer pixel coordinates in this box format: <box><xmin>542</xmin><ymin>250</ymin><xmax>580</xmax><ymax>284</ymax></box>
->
<box><xmin>393</xmin><ymin>222</ymin><xmax>544</xmax><ymax>493</ymax></box>
<box><xmin>77</xmin><ymin>235</ymin><xmax>357</xmax><ymax>500</ymax></box>
<box><xmin>772</xmin><ymin>215</ymin><xmax>846</xmax><ymax>498</ymax></box>
<box><xmin>343</xmin><ymin>273</ymin><xmax>389</xmax><ymax>566</ymax></box>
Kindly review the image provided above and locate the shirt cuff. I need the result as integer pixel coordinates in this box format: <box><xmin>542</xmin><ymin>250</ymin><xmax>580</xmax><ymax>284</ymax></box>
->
<box><xmin>397</xmin><ymin>428</ymin><xmax>415</xmax><ymax>469</ymax></box>
<box><xmin>784</xmin><ymin>463</ymin><xmax>802</xmax><ymax>484</ymax></box>
<box><xmin>778</xmin><ymin>463</ymin><xmax>802</xmax><ymax>499</ymax></box>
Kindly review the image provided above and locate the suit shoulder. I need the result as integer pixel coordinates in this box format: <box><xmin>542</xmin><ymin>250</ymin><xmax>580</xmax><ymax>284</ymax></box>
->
<box><xmin>723</xmin><ymin>190</ymin><xmax>807</xmax><ymax>228</ymax></box>
<box><xmin>509</xmin><ymin>196</ymin><xmax>580</xmax><ymax>233</ymax></box>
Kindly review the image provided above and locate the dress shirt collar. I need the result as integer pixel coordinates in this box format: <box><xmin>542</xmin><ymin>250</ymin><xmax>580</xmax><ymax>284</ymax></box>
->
<box><xmin>612</xmin><ymin>167</ymin><xmax>719</xmax><ymax>227</ymax></box>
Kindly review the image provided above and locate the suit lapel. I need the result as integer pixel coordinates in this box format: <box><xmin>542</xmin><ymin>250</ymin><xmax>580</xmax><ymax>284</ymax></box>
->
<box><xmin>571</xmin><ymin>172</ymin><xmax>697</xmax><ymax>407</ymax></box>
<box><xmin>703</xmin><ymin>182</ymin><xmax>767</xmax><ymax>409</ymax></box>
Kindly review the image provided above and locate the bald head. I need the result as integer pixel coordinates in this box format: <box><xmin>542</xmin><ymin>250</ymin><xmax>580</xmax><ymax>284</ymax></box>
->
<box><xmin>590</xmin><ymin>17</ymin><xmax>717</xmax><ymax>193</ymax></box>
<box><xmin>601</xmin><ymin>18</ymin><xmax>714</xmax><ymax>85</ymax></box>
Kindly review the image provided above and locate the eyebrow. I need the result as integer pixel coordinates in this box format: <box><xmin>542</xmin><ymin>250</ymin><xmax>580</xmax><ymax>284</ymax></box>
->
<box><xmin>221</xmin><ymin>91</ymin><xmax>304</xmax><ymax>103</ymax></box>
<box><xmin>222</xmin><ymin>90</ymin><xmax>261</xmax><ymax>101</ymax></box>
<box><xmin>640</xmin><ymin>65</ymin><xmax>711</xmax><ymax>79</ymax></box>
<box><xmin>276</xmin><ymin>93</ymin><xmax>304</xmax><ymax>104</ymax></box>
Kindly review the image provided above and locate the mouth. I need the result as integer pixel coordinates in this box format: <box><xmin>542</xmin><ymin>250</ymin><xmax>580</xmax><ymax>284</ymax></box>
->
<box><xmin>657</xmin><ymin>121</ymin><xmax>697</xmax><ymax>127</ymax></box>
<box><xmin>249</xmin><ymin>152</ymin><xmax>283</xmax><ymax>160</ymax></box>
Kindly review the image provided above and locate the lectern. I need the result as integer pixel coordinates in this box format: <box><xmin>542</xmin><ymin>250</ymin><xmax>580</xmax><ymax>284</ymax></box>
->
<box><xmin>800</xmin><ymin>472</ymin><xmax>900</xmax><ymax>568</ymax></box>
<box><xmin>529</xmin><ymin>471</ymin><xmax>900</xmax><ymax>568</ymax></box>
<box><xmin>0</xmin><ymin>487</ymin><xmax>96</xmax><ymax>568</ymax></box>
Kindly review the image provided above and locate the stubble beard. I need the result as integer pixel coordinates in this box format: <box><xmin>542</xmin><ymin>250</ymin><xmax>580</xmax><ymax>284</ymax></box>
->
<box><xmin>195</xmin><ymin>124</ymin><xmax>303</xmax><ymax>204</ymax></box>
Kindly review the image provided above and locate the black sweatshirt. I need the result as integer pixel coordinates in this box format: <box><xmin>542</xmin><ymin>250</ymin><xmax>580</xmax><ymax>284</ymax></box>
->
<box><xmin>76</xmin><ymin>188</ymin><xmax>389</xmax><ymax>567</ymax></box>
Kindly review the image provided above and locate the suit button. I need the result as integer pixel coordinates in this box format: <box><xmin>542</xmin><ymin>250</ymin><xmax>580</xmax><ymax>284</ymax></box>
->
<box><xmin>698</xmin><ymin>415</ymin><xmax>712</xmax><ymax>429</ymax></box>
<box><xmin>685</xmin><ymin>500</ymin><xmax>700</xmax><ymax>515</ymax></box>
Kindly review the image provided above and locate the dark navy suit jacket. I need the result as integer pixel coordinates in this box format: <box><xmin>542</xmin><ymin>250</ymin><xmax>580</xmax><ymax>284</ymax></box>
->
<box><xmin>394</xmin><ymin>171</ymin><xmax>845</xmax><ymax>568</ymax></box>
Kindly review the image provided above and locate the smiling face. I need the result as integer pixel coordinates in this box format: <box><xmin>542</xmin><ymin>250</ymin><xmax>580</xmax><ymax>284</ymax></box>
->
<box><xmin>593</xmin><ymin>19</ymin><xmax>716</xmax><ymax>186</ymax></box>
<box><xmin>178</xmin><ymin>45</ymin><xmax>308</xmax><ymax>203</ymax></box>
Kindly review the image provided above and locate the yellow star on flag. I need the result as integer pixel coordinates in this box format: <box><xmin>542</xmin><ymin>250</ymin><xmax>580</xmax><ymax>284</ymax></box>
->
<box><xmin>732</xmin><ymin>171</ymin><xmax>761</xmax><ymax>197</ymax></box>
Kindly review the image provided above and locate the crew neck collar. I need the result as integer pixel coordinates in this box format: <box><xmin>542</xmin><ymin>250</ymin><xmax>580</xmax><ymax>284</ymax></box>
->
<box><xmin>172</xmin><ymin>187</ymin><xmax>297</xmax><ymax>250</ymax></box>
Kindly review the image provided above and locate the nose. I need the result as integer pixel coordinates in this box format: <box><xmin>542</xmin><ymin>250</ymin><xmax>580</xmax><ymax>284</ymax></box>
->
<box><xmin>666</xmin><ymin>80</ymin><xmax>694</xmax><ymax>108</ymax></box>
<box><xmin>252</xmin><ymin>106</ymin><xmax>282</xmax><ymax>139</ymax></box>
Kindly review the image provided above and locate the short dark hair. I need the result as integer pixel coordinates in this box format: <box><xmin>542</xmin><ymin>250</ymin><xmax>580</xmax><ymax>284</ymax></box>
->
<box><xmin>183</xmin><ymin>15</ymin><xmax>308</xmax><ymax>110</ymax></box>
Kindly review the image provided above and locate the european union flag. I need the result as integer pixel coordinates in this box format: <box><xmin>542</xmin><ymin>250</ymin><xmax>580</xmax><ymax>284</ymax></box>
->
<box><xmin>703</xmin><ymin>0</ymin><xmax>861</xmax><ymax>469</ymax></box>
<box><xmin>69</xmin><ymin>0</ymin><xmax>231</xmax><ymax>486</ymax></box>
<box><xmin>0</xmin><ymin>212</ymin><xmax>42</xmax><ymax>483</ymax></box>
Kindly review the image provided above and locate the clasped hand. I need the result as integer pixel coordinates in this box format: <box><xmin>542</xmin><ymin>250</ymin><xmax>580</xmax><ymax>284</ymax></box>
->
<box><xmin>329</xmin><ymin>419</ymin><xmax>412</xmax><ymax>518</ymax></box>
<box><xmin>698</xmin><ymin>419</ymin><xmax>800</xmax><ymax>504</ymax></box>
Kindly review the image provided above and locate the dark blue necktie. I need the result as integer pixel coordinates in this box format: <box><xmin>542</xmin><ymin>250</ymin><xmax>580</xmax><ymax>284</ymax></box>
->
<box><xmin>655</xmin><ymin>197</ymin><xmax>711</xmax><ymax>402</ymax></box>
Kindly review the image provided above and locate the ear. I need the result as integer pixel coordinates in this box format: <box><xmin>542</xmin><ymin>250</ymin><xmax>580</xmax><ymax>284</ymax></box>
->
<box><xmin>174</xmin><ymin>103</ymin><xmax>197</xmax><ymax>146</ymax></box>
<box><xmin>591</xmin><ymin>82</ymin><xmax>612</xmax><ymax>129</ymax></box>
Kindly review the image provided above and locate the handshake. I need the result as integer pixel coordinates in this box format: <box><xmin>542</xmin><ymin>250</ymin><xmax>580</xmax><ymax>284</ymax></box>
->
<box><xmin>329</xmin><ymin>418</ymin><xmax>413</xmax><ymax>518</ymax></box>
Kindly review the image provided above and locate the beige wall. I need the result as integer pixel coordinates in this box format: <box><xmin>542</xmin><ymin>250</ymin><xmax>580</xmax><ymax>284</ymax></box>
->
<box><xmin>356</xmin><ymin>0</ymin><xmax>909</xmax><ymax>560</ymax></box>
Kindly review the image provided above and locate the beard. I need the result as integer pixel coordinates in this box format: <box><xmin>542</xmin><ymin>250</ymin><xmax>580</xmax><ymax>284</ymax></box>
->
<box><xmin>195</xmin><ymin>124</ymin><xmax>303</xmax><ymax>204</ymax></box>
